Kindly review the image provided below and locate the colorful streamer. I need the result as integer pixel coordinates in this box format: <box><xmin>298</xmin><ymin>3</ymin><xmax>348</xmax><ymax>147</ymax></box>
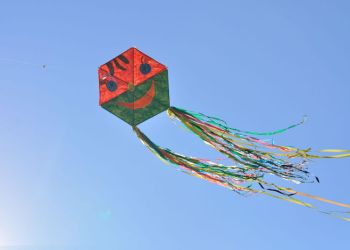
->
<box><xmin>133</xmin><ymin>126</ymin><xmax>350</xmax><ymax>222</ymax></box>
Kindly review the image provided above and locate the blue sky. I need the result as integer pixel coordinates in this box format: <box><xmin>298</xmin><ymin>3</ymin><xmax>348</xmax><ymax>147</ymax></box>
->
<box><xmin>0</xmin><ymin>0</ymin><xmax>349</xmax><ymax>249</ymax></box>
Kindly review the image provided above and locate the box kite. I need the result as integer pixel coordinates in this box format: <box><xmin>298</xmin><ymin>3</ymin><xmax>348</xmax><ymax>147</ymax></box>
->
<box><xmin>99</xmin><ymin>47</ymin><xmax>350</xmax><ymax>221</ymax></box>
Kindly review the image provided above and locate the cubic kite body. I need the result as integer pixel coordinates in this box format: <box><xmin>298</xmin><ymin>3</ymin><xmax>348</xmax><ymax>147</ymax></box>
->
<box><xmin>99</xmin><ymin>47</ymin><xmax>350</xmax><ymax>221</ymax></box>
<box><xmin>99</xmin><ymin>47</ymin><xmax>169</xmax><ymax>125</ymax></box>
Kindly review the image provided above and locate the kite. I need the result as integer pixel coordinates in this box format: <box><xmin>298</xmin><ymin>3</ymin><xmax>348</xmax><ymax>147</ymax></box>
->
<box><xmin>98</xmin><ymin>47</ymin><xmax>350</xmax><ymax>221</ymax></box>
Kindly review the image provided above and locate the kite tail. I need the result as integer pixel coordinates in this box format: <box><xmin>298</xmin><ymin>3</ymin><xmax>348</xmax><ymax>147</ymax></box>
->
<box><xmin>168</xmin><ymin>106</ymin><xmax>350</xmax><ymax>184</ymax></box>
<box><xmin>133</xmin><ymin>126</ymin><xmax>350</xmax><ymax>222</ymax></box>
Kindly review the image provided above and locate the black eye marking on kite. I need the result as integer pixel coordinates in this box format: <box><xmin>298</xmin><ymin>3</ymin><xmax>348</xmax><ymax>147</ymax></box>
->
<box><xmin>114</xmin><ymin>59</ymin><xmax>127</xmax><ymax>71</ymax></box>
<box><xmin>117</xmin><ymin>55</ymin><xmax>129</xmax><ymax>64</ymax></box>
<box><xmin>106</xmin><ymin>80</ymin><xmax>117</xmax><ymax>92</ymax></box>
<box><xmin>140</xmin><ymin>63</ymin><xmax>151</xmax><ymax>74</ymax></box>
<box><xmin>106</xmin><ymin>61</ymin><xmax>115</xmax><ymax>75</ymax></box>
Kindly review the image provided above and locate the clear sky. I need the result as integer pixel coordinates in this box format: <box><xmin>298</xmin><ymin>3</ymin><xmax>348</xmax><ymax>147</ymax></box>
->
<box><xmin>1</xmin><ymin>1</ymin><xmax>350</xmax><ymax>249</ymax></box>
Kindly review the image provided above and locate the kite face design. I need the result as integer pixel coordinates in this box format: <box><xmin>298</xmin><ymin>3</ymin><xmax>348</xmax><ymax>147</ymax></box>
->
<box><xmin>98</xmin><ymin>47</ymin><xmax>170</xmax><ymax>126</ymax></box>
